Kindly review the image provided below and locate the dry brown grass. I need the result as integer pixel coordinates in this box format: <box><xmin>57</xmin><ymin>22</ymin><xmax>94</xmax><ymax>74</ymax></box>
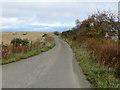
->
<box><xmin>72</xmin><ymin>36</ymin><xmax>119</xmax><ymax>68</ymax></box>
<box><xmin>1</xmin><ymin>32</ymin><xmax>53</xmax><ymax>45</ymax></box>
<box><xmin>1</xmin><ymin>34</ymin><xmax>55</xmax><ymax>60</ymax></box>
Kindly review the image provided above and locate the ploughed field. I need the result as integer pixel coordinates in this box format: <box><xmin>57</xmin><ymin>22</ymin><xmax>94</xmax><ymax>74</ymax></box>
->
<box><xmin>1</xmin><ymin>32</ymin><xmax>53</xmax><ymax>45</ymax></box>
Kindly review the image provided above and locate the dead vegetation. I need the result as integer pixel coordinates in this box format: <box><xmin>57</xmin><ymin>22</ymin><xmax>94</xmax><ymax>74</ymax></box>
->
<box><xmin>1</xmin><ymin>32</ymin><xmax>55</xmax><ymax>64</ymax></box>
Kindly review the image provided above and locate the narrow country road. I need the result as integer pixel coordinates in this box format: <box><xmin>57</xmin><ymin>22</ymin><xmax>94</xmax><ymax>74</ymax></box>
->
<box><xmin>2</xmin><ymin>37</ymin><xmax>90</xmax><ymax>88</ymax></box>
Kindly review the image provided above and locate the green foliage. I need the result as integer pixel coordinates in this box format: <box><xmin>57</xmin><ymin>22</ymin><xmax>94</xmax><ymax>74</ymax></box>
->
<box><xmin>11</xmin><ymin>38</ymin><xmax>29</xmax><ymax>46</ymax></box>
<box><xmin>74</xmin><ymin>47</ymin><xmax>120</xmax><ymax>88</ymax></box>
<box><xmin>115</xmin><ymin>59</ymin><xmax>120</xmax><ymax>78</ymax></box>
<box><xmin>22</xmin><ymin>39</ymin><xmax>29</xmax><ymax>46</ymax></box>
<box><xmin>11</xmin><ymin>38</ymin><xmax>22</xmax><ymax>46</ymax></box>
<box><xmin>62</xmin><ymin>11</ymin><xmax>119</xmax><ymax>39</ymax></box>
<box><xmin>54</xmin><ymin>31</ymin><xmax>59</xmax><ymax>35</ymax></box>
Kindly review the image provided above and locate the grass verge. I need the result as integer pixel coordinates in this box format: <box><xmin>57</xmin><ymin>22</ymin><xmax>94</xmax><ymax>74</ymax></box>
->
<box><xmin>62</xmin><ymin>38</ymin><xmax>120</xmax><ymax>88</ymax></box>
<box><xmin>1</xmin><ymin>43</ymin><xmax>55</xmax><ymax>65</ymax></box>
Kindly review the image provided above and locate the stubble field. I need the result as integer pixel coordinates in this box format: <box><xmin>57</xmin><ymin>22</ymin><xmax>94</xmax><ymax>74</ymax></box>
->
<box><xmin>1</xmin><ymin>32</ymin><xmax>53</xmax><ymax>45</ymax></box>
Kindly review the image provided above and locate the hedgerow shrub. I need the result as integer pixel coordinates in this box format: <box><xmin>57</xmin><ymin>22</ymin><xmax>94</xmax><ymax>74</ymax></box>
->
<box><xmin>54</xmin><ymin>31</ymin><xmax>59</xmax><ymax>35</ymax></box>
<box><xmin>22</xmin><ymin>39</ymin><xmax>29</xmax><ymax>46</ymax></box>
<box><xmin>11</xmin><ymin>38</ymin><xmax>29</xmax><ymax>46</ymax></box>
<box><xmin>11</xmin><ymin>38</ymin><xmax>22</xmax><ymax>46</ymax></box>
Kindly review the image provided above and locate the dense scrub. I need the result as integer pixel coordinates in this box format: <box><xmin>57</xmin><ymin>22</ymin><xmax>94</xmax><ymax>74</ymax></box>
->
<box><xmin>61</xmin><ymin>11</ymin><xmax>120</xmax><ymax>87</ymax></box>
<box><xmin>54</xmin><ymin>31</ymin><xmax>59</xmax><ymax>36</ymax></box>
<box><xmin>62</xmin><ymin>38</ymin><xmax>120</xmax><ymax>88</ymax></box>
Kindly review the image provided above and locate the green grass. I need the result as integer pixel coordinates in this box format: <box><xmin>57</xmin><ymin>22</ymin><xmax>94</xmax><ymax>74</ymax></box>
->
<box><xmin>62</xmin><ymin>37</ymin><xmax>120</xmax><ymax>88</ymax></box>
<box><xmin>1</xmin><ymin>43</ymin><xmax>55</xmax><ymax>65</ymax></box>
<box><xmin>73</xmin><ymin>46</ymin><xmax>120</xmax><ymax>88</ymax></box>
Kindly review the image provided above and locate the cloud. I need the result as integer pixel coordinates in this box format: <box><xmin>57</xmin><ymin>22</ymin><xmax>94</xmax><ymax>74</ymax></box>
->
<box><xmin>0</xmin><ymin>0</ymin><xmax>119</xmax><ymax>2</ymax></box>
<box><xmin>0</xmin><ymin>17</ymin><xmax>24</xmax><ymax>25</ymax></box>
<box><xmin>0</xmin><ymin>17</ymin><xmax>36</xmax><ymax>28</ymax></box>
<box><xmin>29</xmin><ymin>23</ymin><xmax>75</xmax><ymax>27</ymax></box>
<box><xmin>0</xmin><ymin>26</ymin><xmax>17</xmax><ymax>29</ymax></box>
<box><xmin>0</xmin><ymin>2</ymin><xmax>118</xmax><ymax>32</ymax></box>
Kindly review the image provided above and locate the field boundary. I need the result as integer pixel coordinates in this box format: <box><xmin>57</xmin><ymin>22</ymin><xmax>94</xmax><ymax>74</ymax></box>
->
<box><xmin>1</xmin><ymin>42</ymin><xmax>55</xmax><ymax>65</ymax></box>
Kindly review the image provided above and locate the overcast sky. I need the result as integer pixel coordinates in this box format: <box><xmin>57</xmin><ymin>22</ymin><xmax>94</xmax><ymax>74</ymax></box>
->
<box><xmin>0</xmin><ymin>1</ymin><xmax>119</xmax><ymax>32</ymax></box>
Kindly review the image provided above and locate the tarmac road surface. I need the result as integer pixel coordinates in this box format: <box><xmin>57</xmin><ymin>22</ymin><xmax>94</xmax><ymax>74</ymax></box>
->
<box><xmin>2</xmin><ymin>37</ymin><xmax>90</xmax><ymax>88</ymax></box>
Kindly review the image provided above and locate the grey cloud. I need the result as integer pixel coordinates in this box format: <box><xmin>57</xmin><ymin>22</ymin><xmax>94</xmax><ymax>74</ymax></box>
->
<box><xmin>1</xmin><ymin>2</ymin><xmax>118</xmax><ymax>31</ymax></box>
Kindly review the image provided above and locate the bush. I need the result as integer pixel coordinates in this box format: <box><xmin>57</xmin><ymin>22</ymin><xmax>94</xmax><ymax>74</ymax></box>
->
<box><xmin>11</xmin><ymin>38</ymin><xmax>22</xmax><ymax>46</ymax></box>
<box><xmin>11</xmin><ymin>38</ymin><xmax>29</xmax><ymax>46</ymax></box>
<box><xmin>62</xmin><ymin>38</ymin><xmax>120</xmax><ymax>88</ymax></box>
<box><xmin>22</xmin><ymin>39</ymin><xmax>29</xmax><ymax>46</ymax></box>
<box><xmin>54</xmin><ymin>31</ymin><xmax>59</xmax><ymax>35</ymax></box>
<box><xmin>42</xmin><ymin>34</ymin><xmax>48</xmax><ymax>37</ymax></box>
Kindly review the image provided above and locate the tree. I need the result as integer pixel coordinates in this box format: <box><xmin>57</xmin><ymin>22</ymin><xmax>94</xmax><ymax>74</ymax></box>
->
<box><xmin>62</xmin><ymin>10</ymin><xmax>119</xmax><ymax>39</ymax></box>
<box><xmin>75</xmin><ymin>19</ymin><xmax>81</xmax><ymax>28</ymax></box>
<box><xmin>54</xmin><ymin>31</ymin><xmax>59</xmax><ymax>36</ymax></box>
